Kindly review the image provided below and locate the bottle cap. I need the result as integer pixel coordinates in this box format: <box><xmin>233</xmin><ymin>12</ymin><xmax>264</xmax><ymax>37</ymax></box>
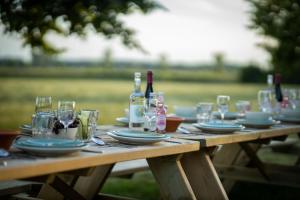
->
<box><xmin>267</xmin><ymin>74</ymin><xmax>273</xmax><ymax>85</ymax></box>
<box><xmin>134</xmin><ymin>72</ymin><xmax>141</xmax><ymax>78</ymax></box>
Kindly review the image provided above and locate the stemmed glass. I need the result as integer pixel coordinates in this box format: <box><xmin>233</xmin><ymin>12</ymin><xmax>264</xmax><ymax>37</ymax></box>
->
<box><xmin>217</xmin><ymin>95</ymin><xmax>230</xmax><ymax>123</ymax></box>
<box><xmin>57</xmin><ymin>101</ymin><xmax>76</xmax><ymax>134</ymax></box>
<box><xmin>258</xmin><ymin>90</ymin><xmax>273</xmax><ymax>113</ymax></box>
<box><xmin>35</xmin><ymin>96</ymin><xmax>52</xmax><ymax>113</ymax></box>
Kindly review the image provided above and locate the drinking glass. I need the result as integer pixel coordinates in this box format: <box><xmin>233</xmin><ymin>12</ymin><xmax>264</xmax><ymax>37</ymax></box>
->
<box><xmin>217</xmin><ymin>95</ymin><xmax>230</xmax><ymax>122</ymax></box>
<box><xmin>257</xmin><ymin>90</ymin><xmax>273</xmax><ymax>113</ymax></box>
<box><xmin>78</xmin><ymin>109</ymin><xmax>99</xmax><ymax>140</ymax></box>
<box><xmin>235</xmin><ymin>100</ymin><xmax>251</xmax><ymax>117</ymax></box>
<box><xmin>57</xmin><ymin>101</ymin><xmax>76</xmax><ymax>134</ymax></box>
<box><xmin>144</xmin><ymin>92</ymin><xmax>157</xmax><ymax>132</ymax></box>
<box><xmin>32</xmin><ymin>112</ymin><xmax>56</xmax><ymax>137</ymax></box>
<box><xmin>196</xmin><ymin>102</ymin><xmax>213</xmax><ymax>123</ymax></box>
<box><xmin>287</xmin><ymin>89</ymin><xmax>299</xmax><ymax>110</ymax></box>
<box><xmin>35</xmin><ymin>96</ymin><xmax>52</xmax><ymax>113</ymax></box>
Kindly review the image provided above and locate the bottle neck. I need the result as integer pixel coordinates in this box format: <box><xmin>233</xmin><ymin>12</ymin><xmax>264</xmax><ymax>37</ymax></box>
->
<box><xmin>134</xmin><ymin>78</ymin><xmax>141</xmax><ymax>93</ymax></box>
<box><xmin>147</xmin><ymin>71</ymin><xmax>153</xmax><ymax>84</ymax></box>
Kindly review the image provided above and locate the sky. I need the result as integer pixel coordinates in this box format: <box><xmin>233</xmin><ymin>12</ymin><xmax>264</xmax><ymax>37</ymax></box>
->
<box><xmin>0</xmin><ymin>0</ymin><xmax>269</xmax><ymax>65</ymax></box>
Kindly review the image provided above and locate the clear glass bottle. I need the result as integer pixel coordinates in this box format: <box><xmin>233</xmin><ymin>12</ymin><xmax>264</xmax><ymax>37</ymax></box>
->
<box><xmin>144</xmin><ymin>92</ymin><xmax>157</xmax><ymax>132</ymax></box>
<box><xmin>156</xmin><ymin>92</ymin><xmax>166</xmax><ymax>133</ymax></box>
<box><xmin>129</xmin><ymin>72</ymin><xmax>144</xmax><ymax>128</ymax></box>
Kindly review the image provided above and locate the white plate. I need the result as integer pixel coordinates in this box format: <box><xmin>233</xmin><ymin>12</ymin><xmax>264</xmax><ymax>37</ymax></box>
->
<box><xmin>116</xmin><ymin>117</ymin><xmax>129</xmax><ymax>125</ymax></box>
<box><xmin>13</xmin><ymin>143</ymin><xmax>86</xmax><ymax>156</ymax></box>
<box><xmin>107</xmin><ymin>132</ymin><xmax>170</xmax><ymax>145</ymax></box>
<box><xmin>193</xmin><ymin>122</ymin><xmax>243</xmax><ymax>134</ymax></box>
<box><xmin>16</xmin><ymin>138</ymin><xmax>85</xmax><ymax>148</ymax></box>
<box><xmin>14</xmin><ymin>144</ymin><xmax>84</xmax><ymax>156</ymax></box>
<box><xmin>236</xmin><ymin>119</ymin><xmax>277</xmax><ymax>129</ymax></box>
<box><xmin>20</xmin><ymin>124</ymin><xmax>32</xmax><ymax>134</ymax></box>
<box><xmin>111</xmin><ymin>130</ymin><xmax>168</xmax><ymax>139</ymax></box>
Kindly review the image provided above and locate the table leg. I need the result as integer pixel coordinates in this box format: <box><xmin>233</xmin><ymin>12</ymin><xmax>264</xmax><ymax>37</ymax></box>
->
<box><xmin>181</xmin><ymin>150</ymin><xmax>229</xmax><ymax>200</ymax></box>
<box><xmin>37</xmin><ymin>164</ymin><xmax>114</xmax><ymax>200</ymax></box>
<box><xmin>147</xmin><ymin>154</ymin><xmax>197</xmax><ymax>200</ymax></box>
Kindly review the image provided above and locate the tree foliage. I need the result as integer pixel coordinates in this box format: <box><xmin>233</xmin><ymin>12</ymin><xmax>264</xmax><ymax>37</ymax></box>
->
<box><xmin>247</xmin><ymin>0</ymin><xmax>300</xmax><ymax>83</ymax></box>
<box><xmin>0</xmin><ymin>0</ymin><xmax>162</xmax><ymax>54</ymax></box>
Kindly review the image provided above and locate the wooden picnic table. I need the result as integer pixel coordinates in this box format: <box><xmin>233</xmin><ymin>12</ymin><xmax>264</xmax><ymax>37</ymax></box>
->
<box><xmin>1</xmin><ymin>123</ymin><xmax>300</xmax><ymax>200</ymax></box>
<box><xmin>0</xmin><ymin>132</ymin><xmax>201</xmax><ymax>200</ymax></box>
<box><xmin>171</xmin><ymin>123</ymin><xmax>300</xmax><ymax>194</ymax></box>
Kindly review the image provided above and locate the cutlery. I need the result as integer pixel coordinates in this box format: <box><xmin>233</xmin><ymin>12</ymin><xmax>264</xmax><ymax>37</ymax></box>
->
<box><xmin>91</xmin><ymin>136</ymin><xmax>105</xmax><ymax>146</ymax></box>
<box><xmin>178</xmin><ymin>126</ymin><xmax>191</xmax><ymax>134</ymax></box>
<box><xmin>0</xmin><ymin>148</ymin><xmax>9</xmax><ymax>157</ymax></box>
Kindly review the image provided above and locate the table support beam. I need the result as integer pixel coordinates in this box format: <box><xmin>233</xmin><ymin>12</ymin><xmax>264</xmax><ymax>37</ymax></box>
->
<box><xmin>181</xmin><ymin>151</ymin><xmax>229</xmax><ymax>200</ymax></box>
<box><xmin>147</xmin><ymin>154</ymin><xmax>197</xmax><ymax>200</ymax></box>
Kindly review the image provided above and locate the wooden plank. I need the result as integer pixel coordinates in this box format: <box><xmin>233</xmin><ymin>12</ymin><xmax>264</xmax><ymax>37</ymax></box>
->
<box><xmin>73</xmin><ymin>164</ymin><xmax>114</xmax><ymax>200</ymax></box>
<box><xmin>216</xmin><ymin>164</ymin><xmax>300</xmax><ymax>188</ymax></box>
<box><xmin>0</xmin><ymin>180</ymin><xmax>33</xmax><ymax>196</ymax></box>
<box><xmin>0</xmin><ymin>138</ymin><xmax>199</xmax><ymax>181</ymax></box>
<box><xmin>173</xmin><ymin>124</ymin><xmax>300</xmax><ymax>147</ymax></box>
<box><xmin>96</xmin><ymin>193</ymin><xmax>138</xmax><ymax>200</ymax></box>
<box><xmin>239</xmin><ymin>143</ymin><xmax>269</xmax><ymax>180</ymax></box>
<box><xmin>110</xmin><ymin>159</ymin><xmax>148</xmax><ymax>177</ymax></box>
<box><xmin>147</xmin><ymin>154</ymin><xmax>196</xmax><ymax>200</ymax></box>
<box><xmin>213</xmin><ymin>143</ymin><xmax>261</xmax><ymax>192</ymax></box>
<box><xmin>49</xmin><ymin>176</ymin><xmax>86</xmax><ymax>200</ymax></box>
<box><xmin>181</xmin><ymin>151</ymin><xmax>228</xmax><ymax>200</ymax></box>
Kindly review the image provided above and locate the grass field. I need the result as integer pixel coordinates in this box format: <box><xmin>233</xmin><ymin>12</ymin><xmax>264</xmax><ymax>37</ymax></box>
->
<box><xmin>1</xmin><ymin>77</ymin><xmax>299</xmax><ymax>199</ymax></box>
<box><xmin>0</xmin><ymin>77</ymin><xmax>263</xmax><ymax>129</ymax></box>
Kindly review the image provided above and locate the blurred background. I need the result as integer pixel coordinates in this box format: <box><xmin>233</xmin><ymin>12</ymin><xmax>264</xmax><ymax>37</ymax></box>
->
<box><xmin>0</xmin><ymin>0</ymin><xmax>299</xmax><ymax>199</ymax></box>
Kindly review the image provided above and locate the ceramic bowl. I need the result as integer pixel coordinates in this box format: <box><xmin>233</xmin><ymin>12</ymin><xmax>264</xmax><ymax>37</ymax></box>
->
<box><xmin>245</xmin><ymin>112</ymin><xmax>271</xmax><ymax>122</ymax></box>
<box><xmin>0</xmin><ymin>130</ymin><xmax>20</xmax><ymax>150</ymax></box>
<box><xmin>174</xmin><ymin>106</ymin><xmax>197</xmax><ymax>118</ymax></box>
<box><xmin>56</xmin><ymin>127</ymin><xmax>78</xmax><ymax>140</ymax></box>
<box><xmin>166</xmin><ymin>117</ymin><xmax>183</xmax><ymax>132</ymax></box>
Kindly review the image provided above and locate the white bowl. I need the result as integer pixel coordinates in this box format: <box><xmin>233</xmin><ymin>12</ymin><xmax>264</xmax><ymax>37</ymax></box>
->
<box><xmin>56</xmin><ymin>128</ymin><xmax>78</xmax><ymax>140</ymax></box>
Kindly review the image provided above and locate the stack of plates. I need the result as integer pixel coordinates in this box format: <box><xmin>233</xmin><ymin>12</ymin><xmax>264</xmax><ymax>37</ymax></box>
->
<box><xmin>193</xmin><ymin>122</ymin><xmax>244</xmax><ymax>134</ymax></box>
<box><xmin>236</xmin><ymin>119</ymin><xmax>277</xmax><ymax>129</ymax></box>
<box><xmin>20</xmin><ymin>124</ymin><xmax>32</xmax><ymax>135</ymax></box>
<box><xmin>14</xmin><ymin>138</ymin><xmax>86</xmax><ymax>156</ymax></box>
<box><xmin>107</xmin><ymin>130</ymin><xmax>170</xmax><ymax>145</ymax></box>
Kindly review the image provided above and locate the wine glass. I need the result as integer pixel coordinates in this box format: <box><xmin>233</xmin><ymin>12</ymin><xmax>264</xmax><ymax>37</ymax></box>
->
<box><xmin>35</xmin><ymin>96</ymin><xmax>52</xmax><ymax>113</ymax></box>
<box><xmin>57</xmin><ymin>101</ymin><xmax>76</xmax><ymax>134</ymax></box>
<box><xmin>258</xmin><ymin>90</ymin><xmax>273</xmax><ymax>113</ymax></box>
<box><xmin>217</xmin><ymin>95</ymin><xmax>230</xmax><ymax>123</ymax></box>
<box><xmin>287</xmin><ymin>89</ymin><xmax>299</xmax><ymax>110</ymax></box>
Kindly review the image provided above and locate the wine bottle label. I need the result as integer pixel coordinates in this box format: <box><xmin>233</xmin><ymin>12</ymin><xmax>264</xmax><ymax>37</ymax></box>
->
<box><xmin>129</xmin><ymin>105</ymin><xmax>144</xmax><ymax>123</ymax></box>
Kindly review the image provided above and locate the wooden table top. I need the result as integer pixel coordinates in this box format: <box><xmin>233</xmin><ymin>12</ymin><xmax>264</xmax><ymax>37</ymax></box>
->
<box><xmin>171</xmin><ymin>123</ymin><xmax>300</xmax><ymax>147</ymax></box>
<box><xmin>0</xmin><ymin>131</ymin><xmax>199</xmax><ymax>181</ymax></box>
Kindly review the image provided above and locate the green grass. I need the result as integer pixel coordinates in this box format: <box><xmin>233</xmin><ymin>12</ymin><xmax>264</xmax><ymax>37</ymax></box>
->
<box><xmin>0</xmin><ymin>77</ymin><xmax>263</xmax><ymax>129</ymax></box>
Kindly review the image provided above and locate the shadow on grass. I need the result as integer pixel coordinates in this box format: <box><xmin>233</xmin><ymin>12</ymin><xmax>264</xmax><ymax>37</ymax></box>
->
<box><xmin>102</xmin><ymin>172</ymin><xmax>300</xmax><ymax>200</ymax></box>
<box><xmin>230</xmin><ymin>181</ymin><xmax>300</xmax><ymax>200</ymax></box>
<box><xmin>101</xmin><ymin>172</ymin><xmax>160</xmax><ymax>200</ymax></box>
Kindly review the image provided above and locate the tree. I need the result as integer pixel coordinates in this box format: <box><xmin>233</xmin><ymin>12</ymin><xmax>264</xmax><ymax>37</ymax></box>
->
<box><xmin>212</xmin><ymin>52</ymin><xmax>225</xmax><ymax>72</ymax></box>
<box><xmin>246</xmin><ymin>0</ymin><xmax>300</xmax><ymax>83</ymax></box>
<box><xmin>0</xmin><ymin>0</ymin><xmax>162</xmax><ymax>54</ymax></box>
<box><xmin>102</xmin><ymin>47</ymin><xmax>113</xmax><ymax>68</ymax></box>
